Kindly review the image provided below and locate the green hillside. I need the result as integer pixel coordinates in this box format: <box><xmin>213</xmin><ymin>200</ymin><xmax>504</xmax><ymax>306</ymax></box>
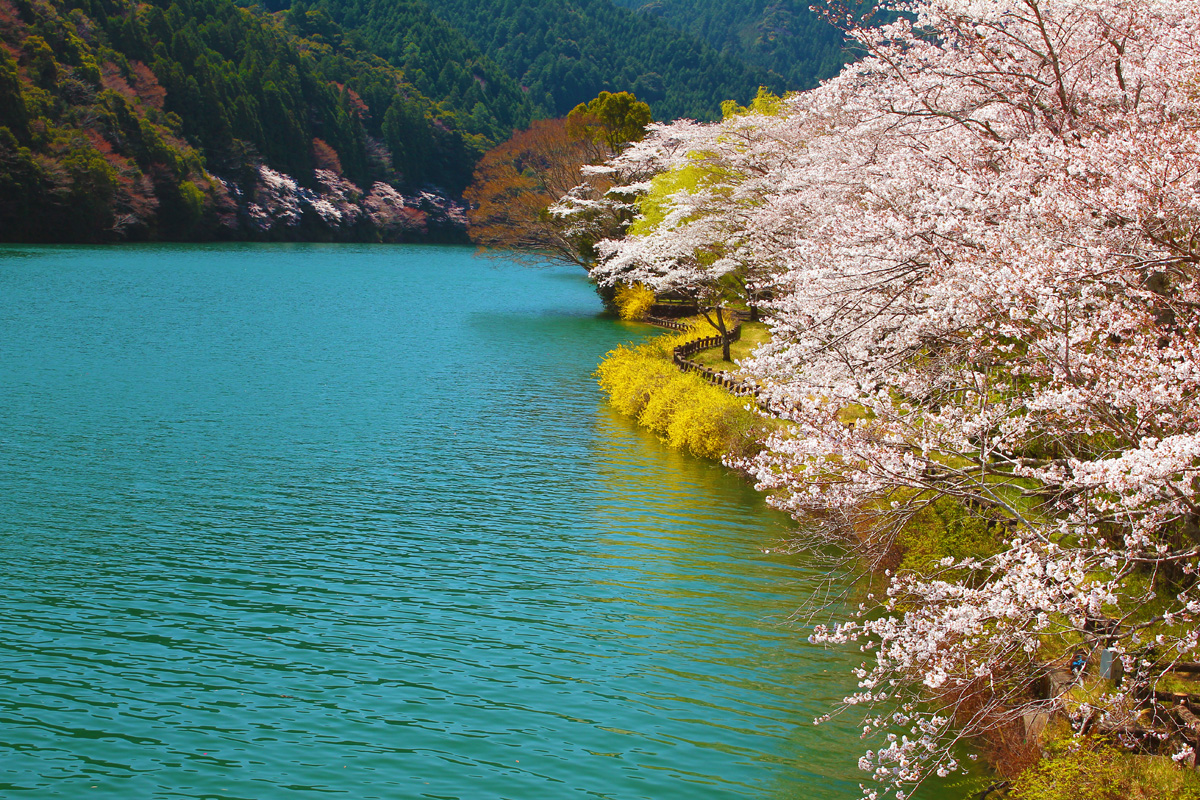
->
<box><xmin>286</xmin><ymin>0</ymin><xmax>537</xmax><ymax>140</ymax></box>
<box><xmin>612</xmin><ymin>0</ymin><xmax>854</xmax><ymax>89</ymax></box>
<box><xmin>409</xmin><ymin>0</ymin><xmax>769</xmax><ymax>120</ymax></box>
<box><xmin>0</xmin><ymin>0</ymin><xmax>509</xmax><ymax>242</ymax></box>
<box><xmin>0</xmin><ymin>0</ymin><xmax>843</xmax><ymax>243</ymax></box>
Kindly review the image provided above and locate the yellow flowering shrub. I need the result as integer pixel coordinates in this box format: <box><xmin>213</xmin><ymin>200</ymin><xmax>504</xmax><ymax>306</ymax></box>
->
<box><xmin>612</xmin><ymin>282</ymin><xmax>656</xmax><ymax>321</ymax></box>
<box><xmin>596</xmin><ymin>342</ymin><xmax>762</xmax><ymax>460</ymax></box>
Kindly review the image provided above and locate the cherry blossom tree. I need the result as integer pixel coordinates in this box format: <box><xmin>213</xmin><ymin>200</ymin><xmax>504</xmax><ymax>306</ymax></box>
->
<box><xmin>583</xmin><ymin>101</ymin><xmax>795</xmax><ymax>359</ymax></box>
<box><xmin>581</xmin><ymin>0</ymin><xmax>1200</xmax><ymax>793</ymax></box>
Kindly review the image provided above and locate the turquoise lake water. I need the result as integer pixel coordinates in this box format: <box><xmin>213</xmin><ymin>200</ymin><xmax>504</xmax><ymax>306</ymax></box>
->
<box><xmin>0</xmin><ymin>244</ymin><xmax>882</xmax><ymax>799</ymax></box>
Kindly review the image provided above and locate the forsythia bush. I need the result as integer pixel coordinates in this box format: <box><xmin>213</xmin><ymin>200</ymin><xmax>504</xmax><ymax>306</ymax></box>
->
<box><xmin>612</xmin><ymin>282</ymin><xmax>656</xmax><ymax>321</ymax></box>
<box><xmin>648</xmin><ymin>317</ymin><xmax>722</xmax><ymax>354</ymax></box>
<box><xmin>596</xmin><ymin>343</ymin><xmax>761</xmax><ymax>460</ymax></box>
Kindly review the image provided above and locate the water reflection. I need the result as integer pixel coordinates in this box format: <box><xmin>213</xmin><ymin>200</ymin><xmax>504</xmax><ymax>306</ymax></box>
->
<box><xmin>584</xmin><ymin>404</ymin><xmax>866</xmax><ymax>799</ymax></box>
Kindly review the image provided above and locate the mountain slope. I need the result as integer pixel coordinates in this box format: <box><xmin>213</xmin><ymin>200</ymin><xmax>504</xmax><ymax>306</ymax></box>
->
<box><xmin>288</xmin><ymin>0</ymin><xmax>537</xmax><ymax>140</ymax></box>
<box><xmin>0</xmin><ymin>0</ymin><xmax>514</xmax><ymax>241</ymax></box>
<box><xmin>612</xmin><ymin>0</ymin><xmax>853</xmax><ymax>90</ymax></box>
<box><xmin>320</xmin><ymin>0</ymin><xmax>769</xmax><ymax>121</ymax></box>
<box><xmin>0</xmin><ymin>0</ymin><xmax>833</xmax><ymax>243</ymax></box>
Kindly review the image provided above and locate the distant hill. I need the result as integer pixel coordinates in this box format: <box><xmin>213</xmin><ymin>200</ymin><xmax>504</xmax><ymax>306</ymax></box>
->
<box><xmin>0</xmin><ymin>0</ymin><xmax>863</xmax><ymax>243</ymax></box>
<box><xmin>611</xmin><ymin>0</ymin><xmax>854</xmax><ymax>90</ymax></box>
<box><xmin>409</xmin><ymin>0</ymin><xmax>769</xmax><ymax>120</ymax></box>
<box><xmin>0</xmin><ymin>0</ymin><xmax>511</xmax><ymax>242</ymax></box>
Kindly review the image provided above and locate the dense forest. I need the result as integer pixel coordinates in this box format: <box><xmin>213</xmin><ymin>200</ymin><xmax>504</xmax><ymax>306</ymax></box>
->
<box><xmin>281</xmin><ymin>0</ymin><xmax>538</xmax><ymax>142</ymax></box>
<box><xmin>611</xmin><ymin>0</ymin><xmax>852</xmax><ymax>89</ymax></box>
<box><xmin>0</xmin><ymin>0</ymin><xmax>864</xmax><ymax>243</ymax></box>
<box><xmin>409</xmin><ymin>0</ymin><xmax>768</xmax><ymax>119</ymax></box>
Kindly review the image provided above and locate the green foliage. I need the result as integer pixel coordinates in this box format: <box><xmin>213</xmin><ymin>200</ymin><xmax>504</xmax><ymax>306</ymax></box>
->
<box><xmin>1011</xmin><ymin>731</ymin><xmax>1200</xmax><ymax>800</ymax></box>
<box><xmin>721</xmin><ymin>86</ymin><xmax>784</xmax><ymax>118</ymax></box>
<box><xmin>0</xmin><ymin>0</ymin><xmax>224</xmax><ymax>239</ymax></box>
<box><xmin>394</xmin><ymin>0</ymin><xmax>772</xmax><ymax>120</ymax></box>
<box><xmin>895</xmin><ymin>495</ymin><xmax>1002</xmax><ymax>572</ymax></box>
<box><xmin>612</xmin><ymin>281</ymin><xmax>655</xmax><ymax>320</ymax></box>
<box><xmin>611</xmin><ymin>0</ymin><xmax>868</xmax><ymax>92</ymax></box>
<box><xmin>177</xmin><ymin>179</ymin><xmax>205</xmax><ymax>220</ymax></box>
<box><xmin>596</xmin><ymin>336</ymin><xmax>763</xmax><ymax>460</ymax></box>
<box><xmin>22</xmin><ymin>35</ymin><xmax>59</xmax><ymax>89</ymax></box>
<box><xmin>303</xmin><ymin>0</ymin><xmax>535</xmax><ymax>143</ymax></box>
<box><xmin>0</xmin><ymin>125</ymin><xmax>45</xmax><ymax>229</ymax></box>
<box><xmin>0</xmin><ymin>49</ymin><xmax>29</xmax><ymax>140</ymax></box>
<box><xmin>1013</xmin><ymin>747</ymin><xmax>1123</xmax><ymax>800</ymax></box>
<box><xmin>628</xmin><ymin>163</ymin><xmax>711</xmax><ymax>235</ymax></box>
<box><xmin>566</xmin><ymin>90</ymin><xmax>651</xmax><ymax>150</ymax></box>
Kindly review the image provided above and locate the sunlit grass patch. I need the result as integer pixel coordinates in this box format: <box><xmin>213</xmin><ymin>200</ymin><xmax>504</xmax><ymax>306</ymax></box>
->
<box><xmin>690</xmin><ymin>320</ymin><xmax>771</xmax><ymax>371</ymax></box>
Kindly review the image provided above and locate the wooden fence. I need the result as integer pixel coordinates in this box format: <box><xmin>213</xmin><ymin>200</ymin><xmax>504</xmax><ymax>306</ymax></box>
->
<box><xmin>673</xmin><ymin>324</ymin><xmax>742</xmax><ymax>359</ymax></box>
<box><xmin>641</xmin><ymin>310</ymin><xmax>765</xmax><ymax>400</ymax></box>
<box><xmin>644</xmin><ymin>316</ymin><xmax>689</xmax><ymax>330</ymax></box>
<box><xmin>671</xmin><ymin>324</ymin><xmax>763</xmax><ymax>399</ymax></box>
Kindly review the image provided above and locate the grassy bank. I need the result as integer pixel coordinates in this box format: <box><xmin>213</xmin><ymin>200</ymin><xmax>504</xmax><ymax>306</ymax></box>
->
<box><xmin>688</xmin><ymin>320</ymin><xmax>771</xmax><ymax>371</ymax></box>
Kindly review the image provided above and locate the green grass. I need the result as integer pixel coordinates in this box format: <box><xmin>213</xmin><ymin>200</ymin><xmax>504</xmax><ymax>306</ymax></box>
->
<box><xmin>689</xmin><ymin>321</ymin><xmax>771</xmax><ymax>371</ymax></box>
<box><xmin>1010</xmin><ymin>721</ymin><xmax>1200</xmax><ymax>800</ymax></box>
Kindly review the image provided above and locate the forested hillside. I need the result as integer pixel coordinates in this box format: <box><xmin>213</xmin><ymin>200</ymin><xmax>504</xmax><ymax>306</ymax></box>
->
<box><xmin>408</xmin><ymin>0</ymin><xmax>767</xmax><ymax>120</ymax></box>
<box><xmin>0</xmin><ymin>0</ymin><xmax>502</xmax><ymax>242</ymax></box>
<box><xmin>612</xmin><ymin>0</ymin><xmax>856</xmax><ymax>90</ymax></box>
<box><xmin>0</xmin><ymin>0</ymin><xmax>858</xmax><ymax>243</ymax></box>
<box><xmin>285</xmin><ymin>0</ymin><xmax>537</xmax><ymax>141</ymax></box>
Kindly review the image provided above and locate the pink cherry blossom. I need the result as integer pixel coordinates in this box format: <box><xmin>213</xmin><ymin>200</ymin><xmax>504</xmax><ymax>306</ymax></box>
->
<box><xmin>579</xmin><ymin>0</ymin><xmax>1200</xmax><ymax>793</ymax></box>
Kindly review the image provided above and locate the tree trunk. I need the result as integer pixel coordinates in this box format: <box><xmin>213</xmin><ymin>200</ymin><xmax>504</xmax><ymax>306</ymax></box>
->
<box><xmin>719</xmin><ymin>306</ymin><xmax>731</xmax><ymax>361</ymax></box>
<box><xmin>701</xmin><ymin>305</ymin><xmax>733</xmax><ymax>361</ymax></box>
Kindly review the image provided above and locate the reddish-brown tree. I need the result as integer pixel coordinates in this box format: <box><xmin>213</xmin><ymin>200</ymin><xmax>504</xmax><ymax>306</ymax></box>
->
<box><xmin>465</xmin><ymin>92</ymin><xmax>651</xmax><ymax>266</ymax></box>
<box><xmin>464</xmin><ymin>118</ymin><xmax>609</xmax><ymax>265</ymax></box>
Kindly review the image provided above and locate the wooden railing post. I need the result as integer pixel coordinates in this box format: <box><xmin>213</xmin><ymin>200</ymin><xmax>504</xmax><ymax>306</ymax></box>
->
<box><xmin>653</xmin><ymin>311</ymin><xmax>765</xmax><ymax>403</ymax></box>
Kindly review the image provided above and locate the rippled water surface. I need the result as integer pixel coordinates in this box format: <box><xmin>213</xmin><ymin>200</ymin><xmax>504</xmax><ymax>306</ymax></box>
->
<box><xmin>1</xmin><ymin>244</ymin><xmax>872</xmax><ymax>799</ymax></box>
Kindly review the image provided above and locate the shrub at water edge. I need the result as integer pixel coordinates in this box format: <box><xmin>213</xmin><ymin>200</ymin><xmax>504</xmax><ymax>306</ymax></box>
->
<box><xmin>596</xmin><ymin>341</ymin><xmax>761</xmax><ymax>461</ymax></box>
<box><xmin>612</xmin><ymin>282</ymin><xmax>655</xmax><ymax>321</ymax></box>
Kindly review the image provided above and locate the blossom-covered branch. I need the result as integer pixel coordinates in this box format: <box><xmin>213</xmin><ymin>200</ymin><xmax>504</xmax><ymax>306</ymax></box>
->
<box><xmin>578</xmin><ymin>0</ymin><xmax>1200</xmax><ymax>793</ymax></box>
